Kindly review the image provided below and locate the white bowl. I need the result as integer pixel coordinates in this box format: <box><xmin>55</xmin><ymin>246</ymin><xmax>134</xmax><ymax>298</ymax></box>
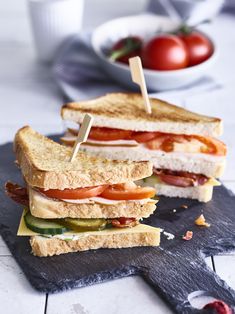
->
<box><xmin>91</xmin><ymin>14</ymin><xmax>218</xmax><ymax>91</ymax></box>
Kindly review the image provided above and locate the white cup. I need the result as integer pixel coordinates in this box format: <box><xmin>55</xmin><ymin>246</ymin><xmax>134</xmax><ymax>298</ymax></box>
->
<box><xmin>28</xmin><ymin>0</ymin><xmax>84</xmax><ymax>63</ymax></box>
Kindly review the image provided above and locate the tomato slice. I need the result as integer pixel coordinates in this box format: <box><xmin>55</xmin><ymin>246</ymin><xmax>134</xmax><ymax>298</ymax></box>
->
<box><xmin>100</xmin><ymin>183</ymin><xmax>156</xmax><ymax>200</ymax></box>
<box><xmin>39</xmin><ymin>185</ymin><xmax>108</xmax><ymax>200</ymax></box>
<box><xmin>131</xmin><ymin>131</ymin><xmax>157</xmax><ymax>143</ymax></box>
<box><xmin>146</xmin><ymin>133</ymin><xmax>226</xmax><ymax>156</ymax></box>
<box><xmin>88</xmin><ymin>127</ymin><xmax>132</xmax><ymax>141</ymax></box>
<box><xmin>192</xmin><ymin>135</ymin><xmax>227</xmax><ymax>156</ymax></box>
<box><xmin>145</xmin><ymin>133</ymin><xmax>185</xmax><ymax>151</ymax></box>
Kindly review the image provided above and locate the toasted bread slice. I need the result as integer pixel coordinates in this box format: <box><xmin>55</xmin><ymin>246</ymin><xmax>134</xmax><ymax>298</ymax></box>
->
<box><xmin>14</xmin><ymin>126</ymin><xmax>152</xmax><ymax>190</ymax></box>
<box><xmin>30</xmin><ymin>224</ymin><xmax>161</xmax><ymax>257</ymax></box>
<box><xmin>78</xmin><ymin>144</ymin><xmax>226</xmax><ymax>178</ymax></box>
<box><xmin>29</xmin><ymin>188</ymin><xmax>157</xmax><ymax>219</ymax></box>
<box><xmin>142</xmin><ymin>176</ymin><xmax>220</xmax><ymax>202</ymax></box>
<box><xmin>150</xmin><ymin>182</ymin><xmax>214</xmax><ymax>202</ymax></box>
<box><xmin>62</xmin><ymin>93</ymin><xmax>222</xmax><ymax>137</ymax></box>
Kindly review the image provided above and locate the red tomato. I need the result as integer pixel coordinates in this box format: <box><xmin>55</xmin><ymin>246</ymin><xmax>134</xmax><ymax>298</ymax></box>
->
<box><xmin>178</xmin><ymin>31</ymin><xmax>213</xmax><ymax>66</ymax></box>
<box><xmin>100</xmin><ymin>183</ymin><xmax>156</xmax><ymax>200</ymax></box>
<box><xmin>142</xmin><ymin>35</ymin><xmax>189</xmax><ymax>70</ymax></box>
<box><xmin>145</xmin><ymin>133</ymin><xmax>226</xmax><ymax>156</ymax></box>
<box><xmin>131</xmin><ymin>131</ymin><xmax>157</xmax><ymax>143</ymax></box>
<box><xmin>88</xmin><ymin>127</ymin><xmax>132</xmax><ymax>141</ymax></box>
<box><xmin>145</xmin><ymin>133</ymin><xmax>185</xmax><ymax>152</ymax></box>
<box><xmin>39</xmin><ymin>185</ymin><xmax>107</xmax><ymax>200</ymax></box>
<box><xmin>193</xmin><ymin>135</ymin><xmax>227</xmax><ymax>156</ymax></box>
<box><xmin>110</xmin><ymin>36</ymin><xmax>142</xmax><ymax>64</ymax></box>
<box><xmin>203</xmin><ymin>300</ymin><xmax>232</xmax><ymax>314</ymax></box>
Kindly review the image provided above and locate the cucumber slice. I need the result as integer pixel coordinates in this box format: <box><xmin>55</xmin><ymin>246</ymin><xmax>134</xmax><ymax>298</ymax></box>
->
<box><xmin>24</xmin><ymin>212</ymin><xmax>70</xmax><ymax>235</ymax></box>
<box><xmin>61</xmin><ymin>218</ymin><xmax>107</xmax><ymax>232</ymax></box>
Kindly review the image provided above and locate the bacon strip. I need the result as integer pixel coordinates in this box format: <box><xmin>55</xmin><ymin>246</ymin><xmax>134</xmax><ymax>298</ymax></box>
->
<box><xmin>5</xmin><ymin>181</ymin><xmax>29</xmax><ymax>206</ymax></box>
<box><xmin>111</xmin><ymin>217</ymin><xmax>138</xmax><ymax>228</ymax></box>
<box><xmin>154</xmin><ymin>169</ymin><xmax>208</xmax><ymax>187</ymax></box>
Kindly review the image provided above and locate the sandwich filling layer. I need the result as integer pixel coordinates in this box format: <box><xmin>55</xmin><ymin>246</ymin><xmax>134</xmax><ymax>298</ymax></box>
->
<box><xmin>37</xmin><ymin>181</ymin><xmax>156</xmax><ymax>201</ymax></box>
<box><xmin>63</xmin><ymin>127</ymin><xmax>226</xmax><ymax>157</ymax></box>
<box><xmin>145</xmin><ymin>169</ymin><xmax>220</xmax><ymax>188</ymax></box>
<box><xmin>29</xmin><ymin>187</ymin><xmax>157</xmax><ymax>219</ymax></box>
<box><xmin>18</xmin><ymin>209</ymin><xmax>160</xmax><ymax>239</ymax></box>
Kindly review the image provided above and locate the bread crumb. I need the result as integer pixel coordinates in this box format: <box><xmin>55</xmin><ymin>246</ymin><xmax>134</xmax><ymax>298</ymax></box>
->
<box><xmin>195</xmin><ymin>214</ymin><xmax>210</xmax><ymax>227</ymax></box>
<box><xmin>182</xmin><ymin>231</ymin><xmax>193</xmax><ymax>241</ymax></box>
<box><xmin>181</xmin><ymin>205</ymin><xmax>188</xmax><ymax>209</ymax></box>
<box><xmin>163</xmin><ymin>231</ymin><xmax>175</xmax><ymax>240</ymax></box>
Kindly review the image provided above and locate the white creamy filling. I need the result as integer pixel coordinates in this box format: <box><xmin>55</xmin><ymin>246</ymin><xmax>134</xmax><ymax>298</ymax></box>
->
<box><xmin>40</xmin><ymin>234</ymin><xmax>88</xmax><ymax>240</ymax></box>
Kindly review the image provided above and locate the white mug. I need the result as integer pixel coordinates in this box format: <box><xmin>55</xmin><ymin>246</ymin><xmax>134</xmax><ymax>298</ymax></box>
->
<box><xmin>28</xmin><ymin>0</ymin><xmax>84</xmax><ymax>63</ymax></box>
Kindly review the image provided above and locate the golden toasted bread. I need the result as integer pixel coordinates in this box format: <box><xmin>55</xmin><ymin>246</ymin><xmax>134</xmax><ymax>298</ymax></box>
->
<box><xmin>14</xmin><ymin>126</ymin><xmax>152</xmax><ymax>189</ymax></box>
<box><xmin>61</xmin><ymin>93</ymin><xmax>222</xmax><ymax>137</ymax></box>
<box><xmin>30</xmin><ymin>224</ymin><xmax>161</xmax><ymax>256</ymax></box>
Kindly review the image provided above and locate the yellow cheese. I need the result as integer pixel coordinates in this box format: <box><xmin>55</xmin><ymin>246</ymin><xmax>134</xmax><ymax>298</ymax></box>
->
<box><xmin>205</xmin><ymin>178</ymin><xmax>221</xmax><ymax>186</ymax></box>
<box><xmin>17</xmin><ymin>209</ymin><xmax>161</xmax><ymax>237</ymax></box>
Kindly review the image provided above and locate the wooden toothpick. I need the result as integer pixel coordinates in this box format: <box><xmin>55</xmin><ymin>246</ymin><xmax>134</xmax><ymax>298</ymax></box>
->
<box><xmin>129</xmin><ymin>56</ymin><xmax>152</xmax><ymax>114</ymax></box>
<box><xmin>70</xmin><ymin>114</ymin><xmax>94</xmax><ymax>162</ymax></box>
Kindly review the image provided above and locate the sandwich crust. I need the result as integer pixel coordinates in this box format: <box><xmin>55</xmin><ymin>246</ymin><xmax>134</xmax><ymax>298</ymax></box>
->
<box><xmin>14</xmin><ymin>126</ymin><xmax>153</xmax><ymax>189</ymax></box>
<box><xmin>62</xmin><ymin>93</ymin><xmax>222</xmax><ymax>137</ymax></box>
<box><xmin>29</xmin><ymin>188</ymin><xmax>157</xmax><ymax>219</ymax></box>
<box><xmin>145</xmin><ymin>181</ymin><xmax>214</xmax><ymax>202</ymax></box>
<box><xmin>30</xmin><ymin>225</ymin><xmax>161</xmax><ymax>257</ymax></box>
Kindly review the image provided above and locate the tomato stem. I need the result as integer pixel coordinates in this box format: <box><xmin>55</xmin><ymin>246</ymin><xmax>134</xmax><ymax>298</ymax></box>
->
<box><xmin>109</xmin><ymin>38</ymin><xmax>141</xmax><ymax>61</ymax></box>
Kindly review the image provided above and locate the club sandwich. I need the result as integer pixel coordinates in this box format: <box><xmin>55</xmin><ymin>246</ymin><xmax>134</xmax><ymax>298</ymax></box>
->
<box><xmin>8</xmin><ymin>126</ymin><xmax>160</xmax><ymax>257</ymax></box>
<box><xmin>61</xmin><ymin>93</ymin><xmax>227</xmax><ymax>202</ymax></box>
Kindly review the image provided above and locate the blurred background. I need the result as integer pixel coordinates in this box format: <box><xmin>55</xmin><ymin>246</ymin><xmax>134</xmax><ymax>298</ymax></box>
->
<box><xmin>1</xmin><ymin>0</ymin><xmax>235</xmax><ymax>146</ymax></box>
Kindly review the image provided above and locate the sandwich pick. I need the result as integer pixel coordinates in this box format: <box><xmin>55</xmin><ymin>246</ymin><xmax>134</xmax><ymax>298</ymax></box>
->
<box><xmin>129</xmin><ymin>56</ymin><xmax>152</xmax><ymax>114</ymax></box>
<box><xmin>70</xmin><ymin>113</ymin><xmax>94</xmax><ymax>162</ymax></box>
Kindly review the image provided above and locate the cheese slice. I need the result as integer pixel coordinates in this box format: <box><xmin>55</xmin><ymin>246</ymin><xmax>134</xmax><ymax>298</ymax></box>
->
<box><xmin>205</xmin><ymin>178</ymin><xmax>221</xmax><ymax>186</ymax></box>
<box><xmin>17</xmin><ymin>209</ymin><xmax>161</xmax><ymax>238</ymax></box>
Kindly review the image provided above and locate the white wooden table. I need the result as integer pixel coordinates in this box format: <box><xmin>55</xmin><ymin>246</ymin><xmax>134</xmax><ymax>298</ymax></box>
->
<box><xmin>0</xmin><ymin>1</ymin><xmax>235</xmax><ymax>313</ymax></box>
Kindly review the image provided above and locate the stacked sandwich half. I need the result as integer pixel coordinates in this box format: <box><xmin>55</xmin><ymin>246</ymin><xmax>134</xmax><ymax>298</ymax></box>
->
<box><xmin>61</xmin><ymin>93</ymin><xmax>227</xmax><ymax>202</ymax></box>
<box><xmin>13</xmin><ymin>126</ymin><xmax>160</xmax><ymax>257</ymax></box>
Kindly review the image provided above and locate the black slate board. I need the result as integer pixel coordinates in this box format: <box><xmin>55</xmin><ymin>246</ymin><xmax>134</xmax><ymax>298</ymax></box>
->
<box><xmin>1</xmin><ymin>138</ymin><xmax>235</xmax><ymax>314</ymax></box>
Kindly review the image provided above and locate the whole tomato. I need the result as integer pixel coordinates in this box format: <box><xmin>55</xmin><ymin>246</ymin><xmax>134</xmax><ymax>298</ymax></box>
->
<box><xmin>141</xmin><ymin>34</ymin><xmax>189</xmax><ymax>71</ymax></box>
<box><xmin>109</xmin><ymin>36</ymin><xmax>142</xmax><ymax>64</ymax></box>
<box><xmin>178</xmin><ymin>29</ymin><xmax>214</xmax><ymax>66</ymax></box>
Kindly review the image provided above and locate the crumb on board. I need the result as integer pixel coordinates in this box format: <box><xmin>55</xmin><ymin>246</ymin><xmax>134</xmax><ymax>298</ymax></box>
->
<box><xmin>195</xmin><ymin>214</ymin><xmax>210</xmax><ymax>227</ymax></box>
<box><xmin>181</xmin><ymin>205</ymin><xmax>188</xmax><ymax>209</ymax></box>
<box><xmin>182</xmin><ymin>231</ymin><xmax>193</xmax><ymax>241</ymax></box>
<box><xmin>163</xmin><ymin>231</ymin><xmax>175</xmax><ymax>240</ymax></box>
